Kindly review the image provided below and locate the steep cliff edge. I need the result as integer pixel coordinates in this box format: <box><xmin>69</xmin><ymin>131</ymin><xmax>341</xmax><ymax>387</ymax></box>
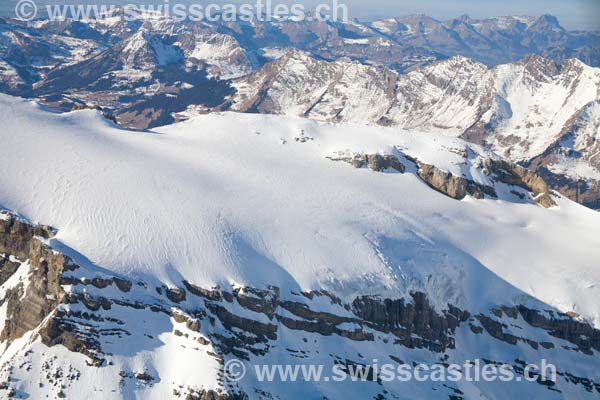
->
<box><xmin>1</xmin><ymin>210</ymin><xmax>599</xmax><ymax>399</ymax></box>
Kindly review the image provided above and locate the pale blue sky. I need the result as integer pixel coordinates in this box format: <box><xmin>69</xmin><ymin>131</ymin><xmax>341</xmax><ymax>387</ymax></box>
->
<box><xmin>345</xmin><ymin>0</ymin><xmax>600</xmax><ymax>30</ymax></box>
<box><xmin>2</xmin><ymin>0</ymin><xmax>599</xmax><ymax>30</ymax></box>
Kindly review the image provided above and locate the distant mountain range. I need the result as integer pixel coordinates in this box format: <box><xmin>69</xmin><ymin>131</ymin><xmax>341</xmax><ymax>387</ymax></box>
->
<box><xmin>2</xmin><ymin>12</ymin><xmax>599</xmax><ymax>93</ymax></box>
<box><xmin>1</xmin><ymin>12</ymin><xmax>599</xmax><ymax>209</ymax></box>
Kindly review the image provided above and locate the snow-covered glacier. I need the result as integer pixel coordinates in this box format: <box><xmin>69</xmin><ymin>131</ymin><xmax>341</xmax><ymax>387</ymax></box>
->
<box><xmin>0</xmin><ymin>94</ymin><xmax>599</xmax><ymax>399</ymax></box>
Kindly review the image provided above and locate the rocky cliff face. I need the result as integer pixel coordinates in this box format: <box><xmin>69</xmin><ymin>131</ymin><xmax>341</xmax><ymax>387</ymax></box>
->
<box><xmin>0</xmin><ymin>216</ymin><xmax>64</xmax><ymax>345</ymax></box>
<box><xmin>1</xmin><ymin>210</ymin><xmax>598</xmax><ymax>398</ymax></box>
<box><xmin>327</xmin><ymin>149</ymin><xmax>556</xmax><ymax>207</ymax></box>
<box><xmin>230</xmin><ymin>50</ymin><xmax>398</xmax><ymax>123</ymax></box>
<box><xmin>527</xmin><ymin>100</ymin><xmax>600</xmax><ymax>209</ymax></box>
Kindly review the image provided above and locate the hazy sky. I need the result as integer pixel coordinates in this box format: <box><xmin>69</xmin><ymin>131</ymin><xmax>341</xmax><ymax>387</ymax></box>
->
<box><xmin>2</xmin><ymin>0</ymin><xmax>599</xmax><ymax>30</ymax></box>
<box><xmin>345</xmin><ymin>0</ymin><xmax>600</xmax><ymax>30</ymax></box>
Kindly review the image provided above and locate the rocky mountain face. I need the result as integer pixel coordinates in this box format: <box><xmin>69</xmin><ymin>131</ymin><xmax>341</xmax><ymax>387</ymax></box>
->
<box><xmin>230</xmin><ymin>50</ymin><xmax>398</xmax><ymax>122</ymax></box>
<box><xmin>528</xmin><ymin>101</ymin><xmax>600</xmax><ymax>209</ymax></box>
<box><xmin>369</xmin><ymin>14</ymin><xmax>600</xmax><ymax>68</ymax></box>
<box><xmin>30</xmin><ymin>20</ymin><xmax>238</xmax><ymax>129</ymax></box>
<box><xmin>0</xmin><ymin>17</ymin><xmax>103</xmax><ymax>93</ymax></box>
<box><xmin>0</xmin><ymin>195</ymin><xmax>598</xmax><ymax>398</ymax></box>
<box><xmin>327</xmin><ymin>149</ymin><xmax>556</xmax><ymax>207</ymax></box>
<box><xmin>232</xmin><ymin>53</ymin><xmax>599</xmax><ymax>148</ymax></box>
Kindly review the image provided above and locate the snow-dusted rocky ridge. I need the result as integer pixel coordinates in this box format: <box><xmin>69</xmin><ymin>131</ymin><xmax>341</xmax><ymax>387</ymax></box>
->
<box><xmin>229</xmin><ymin>52</ymin><xmax>600</xmax><ymax>208</ymax></box>
<box><xmin>0</xmin><ymin>94</ymin><xmax>599</xmax><ymax>399</ymax></box>
<box><xmin>232</xmin><ymin>52</ymin><xmax>600</xmax><ymax>157</ymax></box>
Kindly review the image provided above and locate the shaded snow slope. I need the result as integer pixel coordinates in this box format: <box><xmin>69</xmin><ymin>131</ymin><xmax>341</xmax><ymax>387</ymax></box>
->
<box><xmin>0</xmin><ymin>94</ymin><xmax>599</xmax><ymax>326</ymax></box>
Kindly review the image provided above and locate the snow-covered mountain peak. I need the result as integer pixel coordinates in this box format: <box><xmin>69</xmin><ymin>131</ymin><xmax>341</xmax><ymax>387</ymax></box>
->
<box><xmin>517</xmin><ymin>54</ymin><xmax>559</xmax><ymax>78</ymax></box>
<box><xmin>178</xmin><ymin>32</ymin><xmax>256</xmax><ymax>79</ymax></box>
<box><xmin>120</xmin><ymin>30</ymin><xmax>182</xmax><ymax>67</ymax></box>
<box><xmin>529</xmin><ymin>14</ymin><xmax>564</xmax><ymax>31</ymax></box>
<box><xmin>422</xmin><ymin>55</ymin><xmax>488</xmax><ymax>79</ymax></box>
<box><xmin>398</xmin><ymin>14</ymin><xmax>441</xmax><ymax>28</ymax></box>
<box><xmin>509</xmin><ymin>15</ymin><xmax>537</xmax><ymax>28</ymax></box>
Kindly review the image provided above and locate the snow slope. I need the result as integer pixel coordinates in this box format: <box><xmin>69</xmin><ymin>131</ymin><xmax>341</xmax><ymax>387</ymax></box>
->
<box><xmin>231</xmin><ymin>54</ymin><xmax>600</xmax><ymax>160</ymax></box>
<box><xmin>0</xmin><ymin>93</ymin><xmax>599</xmax><ymax>327</ymax></box>
<box><xmin>488</xmin><ymin>57</ymin><xmax>600</xmax><ymax>161</ymax></box>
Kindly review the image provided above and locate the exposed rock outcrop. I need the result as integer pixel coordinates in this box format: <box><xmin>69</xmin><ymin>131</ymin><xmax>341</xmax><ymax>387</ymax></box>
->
<box><xmin>482</xmin><ymin>158</ymin><xmax>557</xmax><ymax>207</ymax></box>
<box><xmin>327</xmin><ymin>150</ymin><xmax>557</xmax><ymax>207</ymax></box>
<box><xmin>327</xmin><ymin>152</ymin><xmax>406</xmax><ymax>173</ymax></box>
<box><xmin>1</xmin><ymin>210</ymin><xmax>598</xmax><ymax>398</ymax></box>
<box><xmin>416</xmin><ymin>161</ymin><xmax>497</xmax><ymax>200</ymax></box>
<box><xmin>0</xmin><ymin>213</ymin><xmax>67</xmax><ymax>343</ymax></box>
<box><xmin>352</xmin><ymin>293</ymin><xmax>470</xmax><ymax>352</ymax></box>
